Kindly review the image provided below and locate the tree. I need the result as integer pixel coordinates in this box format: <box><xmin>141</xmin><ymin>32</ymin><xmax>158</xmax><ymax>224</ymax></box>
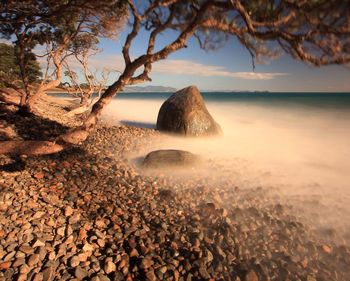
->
<box><xmin>62</xmin><ymin>48</ymin><xmax>112</xmax><ymax>116</ymax></box>
<box><xmin>1</xmin><ymin>0</ymin><xmax>350</xmax><ymax>155</ymax></box>
<box><xmin>0</xmin><ymin>0</ymin><xmax>127</xmax><ymax>113</ymax></box>
<box><xmin>0</xmin><ymin>43</ymin><xmax>42</xmax><ymax>105</ymax></box>
<box><xmin>0</xmin><ymin>43</ymin><xmax>42</xmax><ymax>87</ymax></box>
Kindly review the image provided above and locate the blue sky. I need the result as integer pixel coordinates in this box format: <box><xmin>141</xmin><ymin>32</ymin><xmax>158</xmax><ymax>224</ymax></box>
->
<box><xmin>1</xmin><ymin>10</ymin><xmax>349</xmax><ymax>92</ymax></box>
<box><xmin>93</xmin><ymin>26</ymin><xmax>350</xmax><ymax>92</ymax></box>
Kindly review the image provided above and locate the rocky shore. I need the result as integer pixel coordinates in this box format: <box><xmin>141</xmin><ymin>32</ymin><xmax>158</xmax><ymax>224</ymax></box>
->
<box><xmin>1</xmin><ymin>100</ymin><xmax>350</xmax><ymax>281</ymax></box>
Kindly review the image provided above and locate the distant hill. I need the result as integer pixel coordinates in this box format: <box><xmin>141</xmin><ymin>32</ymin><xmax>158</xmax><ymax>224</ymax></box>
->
<box><xmin>123</xmin><ymin>85</ymin><xmax>177</xmax><ymax>92</ymax></box>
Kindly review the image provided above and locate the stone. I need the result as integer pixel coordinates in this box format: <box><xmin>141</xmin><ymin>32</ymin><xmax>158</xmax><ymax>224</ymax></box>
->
<box><xmin>32</xmin><ymin>238</ymin><xmax>45</xmax><ymax>248</ymax></box>
<box><xmin>17</xmin><ymin>273</ymin><xmax>28</xmax><ymax>281</ymax></box>
<box><xmin>322</xmin><ymin>245</ymin><xmax>332</xmax><ymax>254</ymax></box>
<box><xmin>69</xmin><ymin>213</ymin><xmax>81</xmax><ymax>224</ymax></box>
<box><xmin>48</xmin><ymin>251</ymin><xmax>56</xmax><ymax>261</ymax></box>
<box><xmin>199</xmin><ymin>267</ymin><xmax>210</xmax><ymax>279</ymax></box>
<box><xmin>33</xmin><ymin>172</ymin><xmax>44</xmax><ymax>179</ymax></box>
<box><xmin>27</xmin><ymin>254</ymin><xmax>40</xmax><ymax>267</ymax></box>
<box><xmin>82</xmin><ymin>243</ymin><xmax>93</xmax><ymax>252</ymax></box>
<box><xmin>97</xmin><ymin>239</ymin><xmax>105</xmax><ymax>247</ymax></box>
<box><xmin>33</xmin><ymin>211</ymin><xmax>45</xmax><ymax>219</ymax></box>
<box><xmin>42</xmin><ymin>267</ymin><xmax>54</xmax><ymax>281</ymax></box>
<box><xmin>104</xmin><ymin>260</ymin><xmax>116</xmax><ymax>274</ymax></box>
<box><xmin>57</xmin><ymin>226</ymin><xmax>65</xmax><ymax>236</ymax></box>
<box><xmin>129</xmin><ymin>248</ymin><xmax>139</xmax><ymax>258</ymax></box>
<box><xmin>245</xmin><ymin>270</ymin><xmax>259</xmax><ymax>281</ymax></box>
<box><xmin>0</xmin><ymin>261</ymin><xmax>11</xmax><ymax>269</ymax></box>
<box><xmin>19</xmin><ymin>264</ymin><xmax>30</xmax><ymax>274</ymax></box>
<box><xmin>142</xmin><ymin>150</ymin><xmax>201</xmax><ymax>169</ymax></box>
<box><xmin>19</xmin><ymin>245</ymin><xmax>34</xmax><ymax>255</ymax></box>
<box><xmin>70</xmin><ymin>256</ymin><xmax>80</xmax><ymax>267</ymax></box>
<box><xmin>65</xmin><ymin>206</ymin><xmax>74</xmax><ymax>217</ymax></box>
<box><xmin>75</xmin><ymin>266</ymin><xmax>88</xmax><ymax>280</ymax></box>
<box><xmin>97</xmin><ymin>274</ymin><xmax>111</xmax><ymax>281</ymax></box>
<box><xmin>146</xmin><ymin>269</ymin><xmax>156</xmax><ymax>281</ymax></box>
<box><xmin>3</xmin><ymin>251</ymin><xmax>16</xmax><ymax>261</ymax></box>
<box><xmin>32</xmin><ymin>272</ymin><xmax>44</xmax><ymax>281</ymax></box>
<box><xmin>206</xmin><ymin>250</ymin><xmax>214</xmax><ymax>264</ymax></box>
<box><xmin>156</xmin><ymin>86</ymin><xmax>222</xmax><ymax>136</ymax></box>
<box><xmin>12</xmin><ymin>258</ymin><xmax>25</xmax><ymax>267</ymax></box>
<box><xmin>140</xmin><ymin>257</ymin><xmax>154</xmax><ymax>269</ymax></box>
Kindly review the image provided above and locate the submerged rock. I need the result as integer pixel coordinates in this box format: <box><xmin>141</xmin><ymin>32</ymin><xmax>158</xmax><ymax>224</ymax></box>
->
<box><xmin>156</xmin><ymin>86</ymin><xmax>222</xmax><ymax>136</ymax></box>
<box><xmin>142</xmin><ymin>149</ymin><xmax>201</xmax><ymax>169</ymax></box>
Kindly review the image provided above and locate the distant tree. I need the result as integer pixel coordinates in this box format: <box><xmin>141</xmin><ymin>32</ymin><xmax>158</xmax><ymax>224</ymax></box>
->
<box><xmin>1</xmin><ymin>0</ymin><xmax>350</xmax><ymax>155</ymax></box>
<box><xmin>62</xmin><ymin>47</ymin><xmax>112</xmax><ymax>116</ymax></box>
<box><xmin>0</xmin><ymin>0</ymin><xmax>127</xmax><ymax>113</ymax></box>
<box><xmin>0</xmin><ymin>43</ymin><xmax>42</xmax><ymax>89</ymax></box>
<box><xmin>63</xmin><ymin>43</ymin><xmax>112</xmax><ymax>106</ymax></box>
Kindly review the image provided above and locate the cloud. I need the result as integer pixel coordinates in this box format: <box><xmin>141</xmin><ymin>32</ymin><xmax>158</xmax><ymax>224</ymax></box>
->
<box><xmin>0</xmin><ymin>38</ymin><xmax>12</xmax><ymax>45</ymax></box>
<box><xmin>37</xmin><ymin>52</ymin><xmax>287</xmax><ymax>81</ymax></box>
<box><xmin>153</xmin><ymin>59</ymin><xmax>287</xmax><ymax>80</ymax></box>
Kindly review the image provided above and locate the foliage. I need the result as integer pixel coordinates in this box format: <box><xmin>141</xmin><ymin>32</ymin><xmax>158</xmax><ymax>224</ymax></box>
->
<box><xmin>0</xmin><ymin>43</ymin><xmax>42</xmax><ymax>88</ymax></box>
<box><xmin>0</xmin><ymin>0</ymin><xmax>127</xmax><ymax>108</ymax></box>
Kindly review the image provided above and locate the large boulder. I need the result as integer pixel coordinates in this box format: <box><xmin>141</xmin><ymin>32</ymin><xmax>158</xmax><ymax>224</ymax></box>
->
<box><xmin>142</xmin><ymin>149</ymin><xmax>201</xmax><ymax>169</ymax></box>
<box><xmin>156</xmin><ymin>86</ymin><xmax>222</xmax><ymax>136</ymax></box>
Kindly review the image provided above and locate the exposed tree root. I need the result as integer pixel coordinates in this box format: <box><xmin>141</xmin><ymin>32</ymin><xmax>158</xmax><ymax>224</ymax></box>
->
<box><xmin>0</xmin><ymin>92</ymin><xmax>20</xmax><ymax>106</ymax></box>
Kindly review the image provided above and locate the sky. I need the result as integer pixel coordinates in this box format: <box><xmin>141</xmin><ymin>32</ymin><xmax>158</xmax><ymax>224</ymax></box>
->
<box><xmin>89</xmin><ymin>25</ymin><xmax>350</xmax><ymax>92</ymax></box>
<box><xmin>3</xmin><ymin>21</ymin><xmax>348</xmax><ymax>92</ymax></box>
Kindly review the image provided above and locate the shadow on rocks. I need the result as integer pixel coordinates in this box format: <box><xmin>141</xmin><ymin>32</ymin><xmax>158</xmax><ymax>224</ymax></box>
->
<box><xmin>0</xmin><ymin>156</ymin><xmax>26</xmax><ymax>172</ymax></box>
<box><xmin>1</xmin><ymin>107</ymin><xmax>70</xmax><ymax>141</ymax></box>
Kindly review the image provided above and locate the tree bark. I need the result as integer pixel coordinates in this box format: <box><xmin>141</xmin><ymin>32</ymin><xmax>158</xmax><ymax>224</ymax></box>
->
<box><xmin>0</xmin><ymin>92</ymin><xmax>21</xmax><ymax>106</ymax></box>
<box><xmin>80</xmin><ymin>94</ymin><xmax>89</xmax><ymax>106</ymax></box>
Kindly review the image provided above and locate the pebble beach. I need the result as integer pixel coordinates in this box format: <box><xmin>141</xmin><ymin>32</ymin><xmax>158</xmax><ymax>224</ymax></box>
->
<box><xmin>1</xmin><ymin>98</ymin><xmax>350</xmax><ymax>281</ymax></box>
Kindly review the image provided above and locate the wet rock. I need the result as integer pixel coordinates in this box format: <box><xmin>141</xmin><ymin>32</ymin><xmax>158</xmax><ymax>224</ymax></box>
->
<box><xmin>142</xmin><ymin>149</ymin><xmax>201</xmax><ymax>169</ymax></box>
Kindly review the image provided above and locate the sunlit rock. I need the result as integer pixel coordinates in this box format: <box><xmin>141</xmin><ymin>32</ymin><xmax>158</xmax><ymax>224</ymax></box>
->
<box><xmin>156</xmin><ymin>86</ymin><xmax>222</xmax><ymax>136</ymax></box>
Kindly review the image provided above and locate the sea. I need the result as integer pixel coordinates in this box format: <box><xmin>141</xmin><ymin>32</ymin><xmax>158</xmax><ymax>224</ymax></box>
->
<box><xmin>102</xmin><ymin>91</ymin><xmax>350</xmax><ymax>245</ymax></box>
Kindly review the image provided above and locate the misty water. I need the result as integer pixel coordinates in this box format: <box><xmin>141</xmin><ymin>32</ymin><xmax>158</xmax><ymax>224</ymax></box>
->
<box><xmin>102</xmin><ymin>92</ymin><xmax>350</xmax><ymax>246</ymax></box>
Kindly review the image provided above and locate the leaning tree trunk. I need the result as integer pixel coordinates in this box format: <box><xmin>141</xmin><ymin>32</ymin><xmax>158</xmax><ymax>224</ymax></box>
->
<box><xmin>16</xmin><ymin>90</ymin><xmax>42</xmax><ymax>116</ymax></box>
<box><xmin>0</xmin><ymin>57</ymin><xmax>143</xmax><ymax>156</ymax></box>
<box><xmin>0</xmin><ymin>79</ymin><xmax>126</xmax><ymax>156</ymax></box>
